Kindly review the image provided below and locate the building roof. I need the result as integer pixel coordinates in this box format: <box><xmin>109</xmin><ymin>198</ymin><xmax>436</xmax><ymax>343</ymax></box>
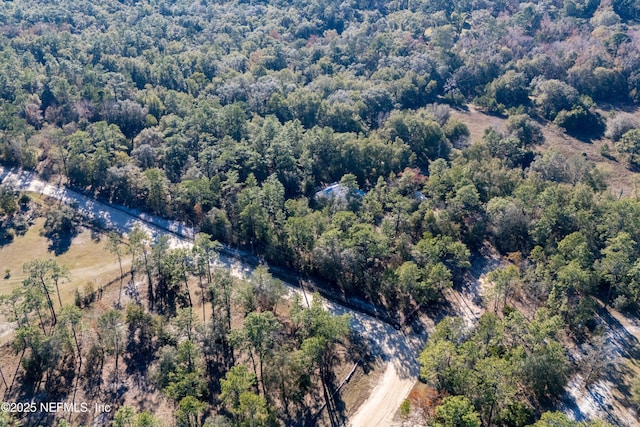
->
<box><xmin>315</xmin><ymin>183</ymin><xmax>365</xmax><ymax>200</ymax></box>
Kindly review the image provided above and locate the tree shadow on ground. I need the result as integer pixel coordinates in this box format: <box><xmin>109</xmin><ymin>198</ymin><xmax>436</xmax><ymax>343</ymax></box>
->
<box><xmin>324</xmin><ymin>377</ymin><xmax>348</xmax><ymax>427</ymax></box>
<box><xmin>561</xmin><ymin>302</ymin><xmax>640</xmax><ymax>423</ymax></box>
<box><xmin>45</xmin><ymin>228</ymin><xmax>78</xmax><ymax>255</ymax></box>
<box><xmin>0</xmin><ymin>214</ymin><xmax>31</xmax><ymax>249</ymax></box>
<box><xmin>90</xmin><ymin>227</ymin><xmax>103</xmax><ymax>242</ymax></box>
<box><xmin>0</xmin><ymin>232</ymin><xmax>15</xmax><ymax>249</ymax></box>
<box><xmin>348</xmin><ymin>331</ymin><xmax>375</xmax><ymax>374</ymax></box>
<box><xmin>313</xmin><ymin>368</ymin><xmax>348</xmax><ymax>427</ymax></box>
<box><xmin>42</xmin><ymin>204</ymin><xmax>79</xmax><ymax>255</ymax></box>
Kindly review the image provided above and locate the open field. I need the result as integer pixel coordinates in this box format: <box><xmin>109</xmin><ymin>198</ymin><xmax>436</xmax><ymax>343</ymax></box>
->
<box><xmin>0</xmin><ymin>216</ymin><xmax>129</xmax><ymax>305</ymax></box>
<box><xmin>450</xmin><ymin>106</ymin><xmax>638</xmax><ymax>196</ymax></box>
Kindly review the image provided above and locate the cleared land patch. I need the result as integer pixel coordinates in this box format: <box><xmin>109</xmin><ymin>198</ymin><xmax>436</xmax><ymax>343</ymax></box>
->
<box><xmin>0</xmin><ymin>216</ymin><xmax>128</xmax><ymax>305</ymax></box>
<box><xmin>450</xmin><ymin>106</ymin><xmax>638</xmax><ymax>195</ymax></box>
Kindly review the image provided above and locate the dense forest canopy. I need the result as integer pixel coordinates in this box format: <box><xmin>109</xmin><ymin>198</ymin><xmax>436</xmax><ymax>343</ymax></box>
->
<box><xmin>1</xmin><ymin>0</ymin><xmax>640</xmax><ymax>425</ymax></box>
<box><xmin>1</xmin><ymin>0</ymin><xmax>639</xmax><ymax>302</ymax></box>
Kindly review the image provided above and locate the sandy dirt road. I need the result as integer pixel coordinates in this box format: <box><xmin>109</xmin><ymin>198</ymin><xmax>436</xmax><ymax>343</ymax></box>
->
<box><xmin>330</xmin><ymin>300</ymin><xmax>428</xmax><ymax>427</ymax></box>
<box><xmin>0</xmin><ymin>165</ymin><xmax>428</xmax><ymax>426</ymax></box>
<box><xmin>348</xmin><ymin>363</ymin><xmax>416</xmax><ymax>427</ymax></box>
<box><xmin>0</xmin><ymin>166</ymin><xmax>195</xmax><ymax>246</ymax></box>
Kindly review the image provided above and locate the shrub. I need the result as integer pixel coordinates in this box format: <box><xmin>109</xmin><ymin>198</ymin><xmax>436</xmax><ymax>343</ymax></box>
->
<box><xmin>600</xmin><ymin>143</ymin><xmax>613</xmax><ymax>158</ymax></box>
<box><xmin>554</xmin><ymin>106</ymin><xmax>605</xmax><ymax>138</ymax></box>
<box><xmin>605</xmin><ymin>114</ymin><xmax>638</xmax><ymax>141</ymax></box>
<box><xmin>400</xmin><ymin>399</ymin><xmax>411</xmax><ymax>418</ymax></box>
<box><xmin>616</xmin><ymin>129</ymin><xmax>640</xmax><ymax>154</ymax></box>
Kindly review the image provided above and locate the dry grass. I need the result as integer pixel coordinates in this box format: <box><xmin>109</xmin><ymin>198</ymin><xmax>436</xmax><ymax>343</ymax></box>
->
<box><xmin>449</xmin><ymin>105</ymin><xmax>640</xmax><ymax>196</ymax></box>
<box><xmin>340</xmin><ymin>359</ymin><xmax>385</xmax><ymax>417</ymax></box>
<box><xmin>538</xmin><ymin>124</ymin><xmax>637</xmax><ymax>196</ymax></box>
<box><xmin>0</xmin><ymin>217</ymin><xmax>130</xmax><ymax>305</ymax></box>
<box><xmin>394</xmin><ymin>381</ymin><xmax>442</xmax><ymax>426</ymax></box>
<box><xmin>449</xmin><ymin>105</ymin><xmax>507</xmax><ymax>144</ymax></box>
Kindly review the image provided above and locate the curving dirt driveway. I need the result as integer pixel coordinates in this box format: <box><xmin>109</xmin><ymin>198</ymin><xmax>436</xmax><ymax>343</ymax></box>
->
<box><xmin>326</xmin><ymin>296</ymin><xmax>428</xmax><ymax>427</ymax></box>
<box><xmin>0</xmin><ymin>165</ymin><xmax>427</xmax><ymax>426</ymax></box>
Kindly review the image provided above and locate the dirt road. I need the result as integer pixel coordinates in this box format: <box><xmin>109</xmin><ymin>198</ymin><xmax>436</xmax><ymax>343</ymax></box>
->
<box><xmin>0</xmin><ymin>165</ymin><xmax>427</xmax><ymax>426</ymax></box>
<box><xmin>0</xmin><ymin>166</ymin><xmax>195</xmax><ymax>247</ymax></box>
<box><xmin>348</xmin><ymin>363</ymin><xmax>416</xmax><ymax>427</ymax></box>
<box><xmin>328</xmin><ymin>298</ymin><xmax>428</xmax><ymax>427</ymax></box>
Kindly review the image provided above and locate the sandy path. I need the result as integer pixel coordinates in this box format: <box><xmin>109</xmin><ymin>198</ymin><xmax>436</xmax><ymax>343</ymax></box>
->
<box><xmin>1</xmin><ymin>165</ymin><xmax>429</xmax><ymax>425</ymax></box>
<box><xmin>561</xmin><ymin>302</ymin><xmax>640</xmax><ymax>426</ymax></box>
<box><xmin>328</xmin><ymin>300</ymin><xmax>427</xmax><ymax>427</ymax></box>
<box><xmin>0</xmin><ymin>166</ymin><xmax>195</xmax><ymax>248</ymax></box>
<box><xmin>348</xmin><ymin>363</ymin><xmax>415</xmax><ymax>427</ymax></box>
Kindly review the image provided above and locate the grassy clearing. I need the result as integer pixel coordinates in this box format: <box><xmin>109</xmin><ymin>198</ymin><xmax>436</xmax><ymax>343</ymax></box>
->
<box><xmin>450</xmin><ymin>105</ymin><xmax>639</xmax><ymax>195</ymax></box>
<box><xmin>449</xmin><ymin>105</ymin><xmax>507</xmax><ymax>144</ymax></box>
<box><xmin>0</xmin><ymin>217</ymin><xmax>129</xmax><ymax>306</ymax></box>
